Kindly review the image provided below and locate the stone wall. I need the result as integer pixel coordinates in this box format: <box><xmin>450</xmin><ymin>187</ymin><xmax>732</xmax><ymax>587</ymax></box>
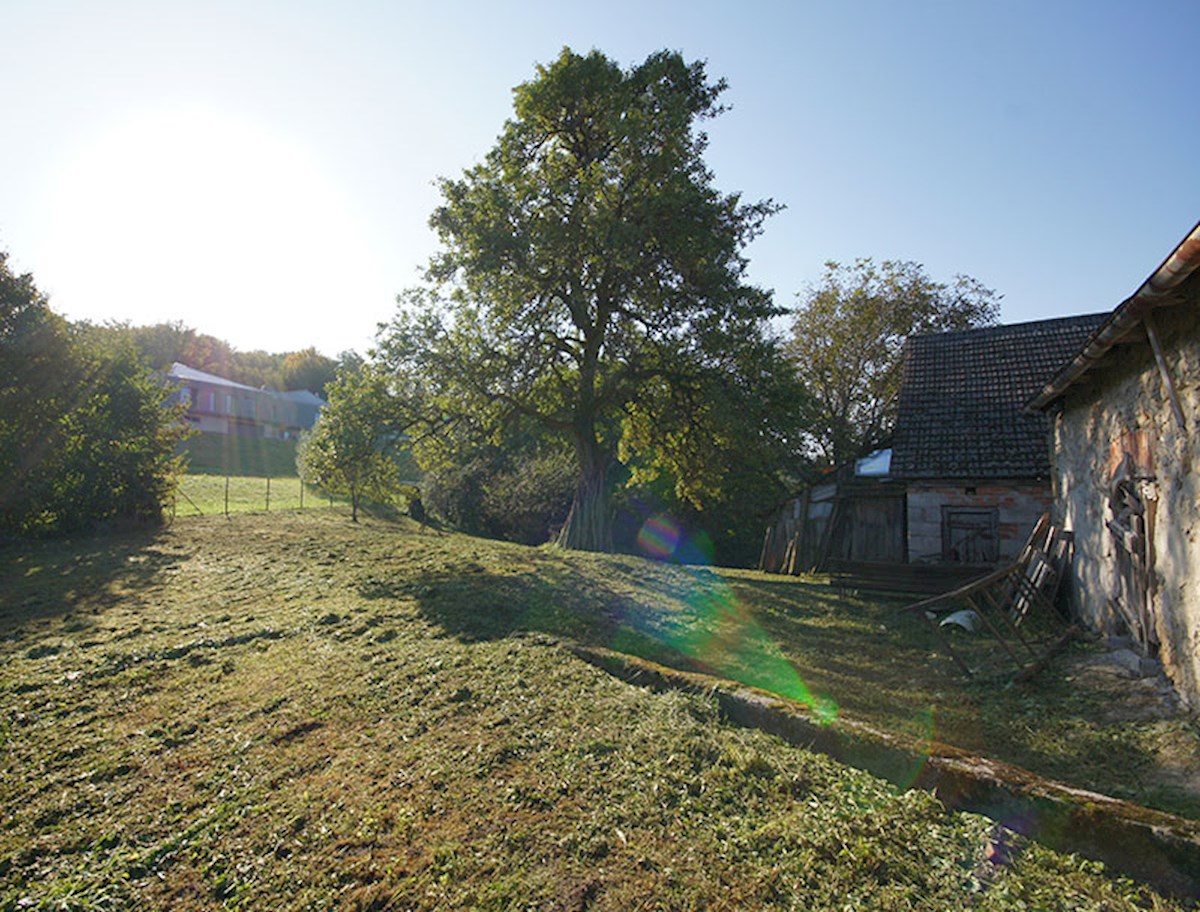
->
<box><xmin>1053</xmin><ymin>300</ymin><xmax>1200</xmax><ymax>708</ymax></box>
<box><xmin>906</xmin><ymin>481</ymin><xmax>1052</xmax><ymax>564</ymax></box>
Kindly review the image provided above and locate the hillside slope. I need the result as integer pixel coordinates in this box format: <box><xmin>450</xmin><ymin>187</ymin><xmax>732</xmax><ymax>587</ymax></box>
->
<box><xmin>0</xmin><ymin>512</ymin><xmax>1193</xmax><ymax>909</ymax></box>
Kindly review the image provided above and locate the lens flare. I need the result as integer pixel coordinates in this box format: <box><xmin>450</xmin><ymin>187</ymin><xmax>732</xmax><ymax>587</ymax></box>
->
<box><xmin>676</xmin><ymin>528</ymin><xmax>715</xmax><ymax>565</ymax></box>
<box><xmin>617</xmin><ymin>509</ymin><xmax>954</xmax><ymax>798</ymax></box>
<box><xmin>658</xmin><ymin>568</ymin><xmax>839</xmax><ymax>725</ymax></box>
<box><xmin>636</xmin><ymin>514</ymin><xmax>682</xmax><ymax>559</ymax></box>
<box><xmin>636</xmin><ymin>514</ymin><xmax>716</xmax><ymax>566</ymax></box>
<box><xmin>626</xmin><ymin>510</ymin><xmax>839</xmax><ymax>727</ymax></box>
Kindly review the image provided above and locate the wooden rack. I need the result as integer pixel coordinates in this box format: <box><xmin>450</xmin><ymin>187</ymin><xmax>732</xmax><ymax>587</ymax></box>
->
<box><xmin>899</xmin><ymin>514</ymin><xmax>1079</xmax><ymax>680</ymax></box>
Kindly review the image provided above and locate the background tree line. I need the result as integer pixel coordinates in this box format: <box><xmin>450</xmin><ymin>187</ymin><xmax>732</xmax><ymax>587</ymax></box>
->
<box><xmin>85</xmin><ymin>321</ymin><xmax>344</xmax><ymax>396</ymax></box>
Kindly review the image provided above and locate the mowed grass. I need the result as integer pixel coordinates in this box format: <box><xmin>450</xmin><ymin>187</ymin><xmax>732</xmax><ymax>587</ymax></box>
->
<box><xmin>719</xmin><ymin>571</ymin><xmax>1200</xmax><ymax>820</ymax></box>
<box><xmin>1</xmin><ymin>512</ymin><xmax>1194</xmax><ymax>911</ymax></box>
<box><xmin>179</xmin><ymin>432</ymin><xmax>300</xmax><ymax>478</ymax></box>
<box><xmin>174</xmin><ymin>475</ymin><xmax>347</xmax><ymax>516</ymax></box>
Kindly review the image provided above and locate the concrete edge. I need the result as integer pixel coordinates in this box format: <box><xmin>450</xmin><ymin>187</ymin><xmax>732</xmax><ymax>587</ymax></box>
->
<box><xmin>566</xmin><ymin>643</ymin><xmax>1200</xmax><ymax>899</ymax></box>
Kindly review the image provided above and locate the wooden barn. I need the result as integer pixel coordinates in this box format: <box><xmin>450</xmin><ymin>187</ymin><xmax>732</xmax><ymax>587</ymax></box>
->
<box><xmin>761</xmin><ymin>313</ymin><xmax>1106</xmax><ymax>589</ymax></box>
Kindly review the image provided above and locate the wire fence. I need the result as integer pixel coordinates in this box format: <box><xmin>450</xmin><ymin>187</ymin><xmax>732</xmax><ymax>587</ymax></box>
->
<box><xmin>173</xmin><ymin>475</ymin><xmax>347</xmax><ymax>517</ymax></box>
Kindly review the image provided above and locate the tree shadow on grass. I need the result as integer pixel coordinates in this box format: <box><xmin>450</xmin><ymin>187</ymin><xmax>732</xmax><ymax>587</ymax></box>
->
<box><xmin>359</xmin><ymin>558</ymin><xmax>726</xmax><ymax>674</ymax></box>
<box><xmin>0</xmin><ymin>526</ymin><xmax>187</xmax><ymax>634</ymax></box>
<box><xmin>728</xmin><ymin>575</ymin><xmax>885</xmax><ymax>611</ymax></box>
<box><xmin>361</xmin><ymin>552</ymin><xmax>1200</xmax><ymax>816</ymax></box>
<box><xmin>360</xmin><ymin>556</ymin><xmax>868</xmax><ymax>705</ymax></box>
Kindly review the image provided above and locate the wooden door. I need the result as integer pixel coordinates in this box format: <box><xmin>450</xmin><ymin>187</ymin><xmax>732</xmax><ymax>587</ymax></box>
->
<box><xmin>842</xmin><ymin>494</ymin><xmax>906</xmax><ymax>563</ymax></box>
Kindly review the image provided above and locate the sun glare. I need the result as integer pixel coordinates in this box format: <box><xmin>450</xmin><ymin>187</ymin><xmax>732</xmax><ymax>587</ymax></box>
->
<box><xmin>37</xmin><ymin>107</ymin><xmax>384</xmax><ymax>353</ymax></box>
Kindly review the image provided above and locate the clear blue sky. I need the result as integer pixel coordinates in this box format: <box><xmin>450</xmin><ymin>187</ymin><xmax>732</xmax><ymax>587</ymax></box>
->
<box><xmin>2</xmin><ymin>0</ymin><xmax>1196</xmax><ymax>355</ymax></box>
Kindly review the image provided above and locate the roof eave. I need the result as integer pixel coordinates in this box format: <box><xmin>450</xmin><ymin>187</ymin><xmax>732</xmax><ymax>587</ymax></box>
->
<box><xmin>1026</xmin><ymin>219</ymin><xmax>1200</xmax><ymax>412</ymax></box>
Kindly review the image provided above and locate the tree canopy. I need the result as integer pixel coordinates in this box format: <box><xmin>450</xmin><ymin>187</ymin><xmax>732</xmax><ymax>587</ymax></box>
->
<box><xmin>87</xmin><ymin>321</ymin><xmax>341</xmax><ymax>396</ymax></box>
<box><xmin>378</xmin><ymin>47</ymin><xmax>787</xmax><ymax>553</ymax></box>
<box><xmin>788</xmin><ymin>258</ymin><xmax>999</xmax><ymax>467</ymax></box>
<box><xmin>0</xmin><ymin>253</ymin><xmax>191</xmax><ymax>537</ymax></box>
<box><xmin>296</xmin><ymin>364</ymin><xmax>405</xmax><ymax>522</ymax></box>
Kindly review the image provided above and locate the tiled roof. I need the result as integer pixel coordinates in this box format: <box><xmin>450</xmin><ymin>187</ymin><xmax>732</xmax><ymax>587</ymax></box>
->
<box><xmin>891</xmin><ymin>313</ymin><xmax>1108</xmax><ymax>479</ymax></box>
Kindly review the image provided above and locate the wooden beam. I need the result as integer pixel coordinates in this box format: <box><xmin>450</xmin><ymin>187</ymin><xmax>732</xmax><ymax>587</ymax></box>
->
<box><xmin>1144</xmin><ymin>313</ymin><xmax>1187</xmax><ymax>431</ymax></box>
<box><xmin>964</xmin><ymin>594</ymin><xmax>1027</xmax><ymax>671</ymax></box>
<box><xmin>898</xmin><ymin>562</ymin><xmax>1011</xmax><ymax>614</ymax></box>
<box><xmin>981</xmin><ymin>586</ymin><xmax>1039</xmax><ymax>658</ymax></box>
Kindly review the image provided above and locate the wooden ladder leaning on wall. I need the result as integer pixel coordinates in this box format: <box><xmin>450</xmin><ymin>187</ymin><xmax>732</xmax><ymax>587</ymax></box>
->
<box><xmin>898</xmin><ymin>513</ymin><xmax>1080</xmax><ymax>681</ymax></box>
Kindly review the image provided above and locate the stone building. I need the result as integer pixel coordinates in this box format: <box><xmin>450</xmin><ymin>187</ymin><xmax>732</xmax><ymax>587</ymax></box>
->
<box><xmin>1029</xmin><ymin>221</ymin><xmax>1200</xmax><ymax>708</ymax></box>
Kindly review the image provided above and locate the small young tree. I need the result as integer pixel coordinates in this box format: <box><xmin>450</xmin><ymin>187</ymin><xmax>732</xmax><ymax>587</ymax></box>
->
<box><xmin>296</xmin><ymin>365</ymin><xmax>402</xmax><ymax>522</ymax></box>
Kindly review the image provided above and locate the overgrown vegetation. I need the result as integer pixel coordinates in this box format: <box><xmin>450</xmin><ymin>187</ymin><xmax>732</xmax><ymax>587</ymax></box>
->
<box><xmin>0</xmin><ymin>254</ymin><xmax>191</xmax><ymax>538</ymax></box>
<box><xmin>2</xmin><ymin>512</ymin><xmax>1195</xmax><ymax>910</ymax></box>
<box><xmin>420</xmin><ymin>428</ymin><xmax>577</xmax><ymax>545</ymax></box>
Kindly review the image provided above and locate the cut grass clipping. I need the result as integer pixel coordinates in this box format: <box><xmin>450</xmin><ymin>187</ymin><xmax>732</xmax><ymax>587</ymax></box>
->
<box><xmin>2</xmin><ymin>511</ymin><xmax>1196</xmax><ymax>910</ymax></box>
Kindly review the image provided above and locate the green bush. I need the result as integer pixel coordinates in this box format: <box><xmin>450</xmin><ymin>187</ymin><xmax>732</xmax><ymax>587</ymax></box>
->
<box><xmin>423</xmin><ymin>445</ymin><xmax>575</xmax><ymax>545</ymax></box>
<box><xmin>0</xmin><ymin>255</ymin><xmax>191</xmax><ymax>537</ymax></box>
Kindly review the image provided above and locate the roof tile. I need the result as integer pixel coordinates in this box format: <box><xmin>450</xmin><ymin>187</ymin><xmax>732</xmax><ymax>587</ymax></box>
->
<box><xmin>890</xmin><ymin>313</ymin><xmax>1107</xmax><ymax>479</ymax></box>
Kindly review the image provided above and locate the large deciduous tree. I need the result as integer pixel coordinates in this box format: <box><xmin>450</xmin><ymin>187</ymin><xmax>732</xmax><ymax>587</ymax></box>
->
<box><xmin>788</xmin><ymin>258</ymin><xmax>999</xmax><ymax>467</ymax></box>
<box><xmin>378</xmin><ymin>48</ymin><xmax>782</xmax><ymax>552</ymax></box>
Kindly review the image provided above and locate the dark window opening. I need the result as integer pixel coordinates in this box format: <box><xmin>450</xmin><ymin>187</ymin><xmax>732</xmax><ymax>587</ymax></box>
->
<box><xmin>942</xmin><ymin>507</ymin><xmax>998</xmax><ymax>563</ymax></box>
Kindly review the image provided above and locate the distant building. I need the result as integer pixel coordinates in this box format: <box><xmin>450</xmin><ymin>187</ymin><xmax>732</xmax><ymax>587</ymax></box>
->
<box><xmin>167</xmin><ymin>362</ymin><xmax>324</xmax><ymax>439</ymax></box>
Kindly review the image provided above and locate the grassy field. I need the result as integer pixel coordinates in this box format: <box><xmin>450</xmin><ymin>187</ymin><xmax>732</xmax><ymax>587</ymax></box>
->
<box><xmin>177</xmin><ymin>432</ymin><xmax>422</xmax><ymax>486</ymax></box>
<box><xmin>179</xmin><ymin>433</ymin><xmax>301</xmax><ymax>478</ymax></box>
<box><xmin>174</xmin><ymin>475</ymin><xmax>347</xmax><ymax>516</ymax></box>
<box><xmin>2</xmin><ymin>512</ymin><xmax>1196</xmax><ymax>910</ymax></box>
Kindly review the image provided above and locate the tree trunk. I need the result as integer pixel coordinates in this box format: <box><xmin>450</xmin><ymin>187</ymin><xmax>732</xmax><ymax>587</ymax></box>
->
<box><xmin>556</xmin><ymin>437</ymin><xmax>613</xmax><ymax>551</ymax></box>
